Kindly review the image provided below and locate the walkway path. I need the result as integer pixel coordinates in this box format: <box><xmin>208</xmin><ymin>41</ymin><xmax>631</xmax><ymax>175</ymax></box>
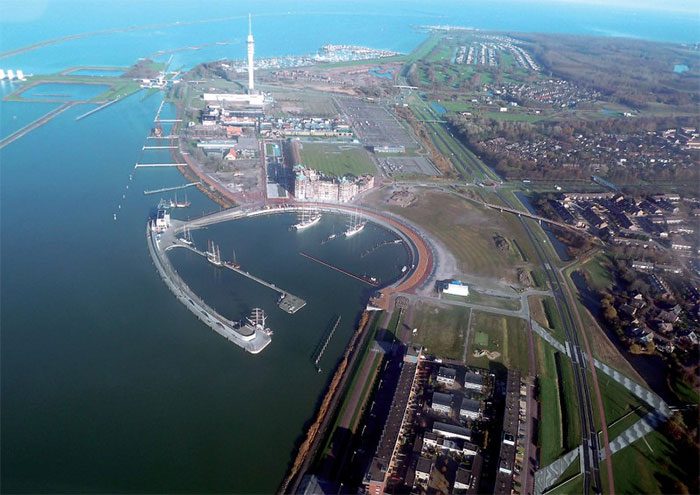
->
<box><xmin>0</xmin><ymin>102</ymin><xmax>74</xmax><ymax>149</ymax></box>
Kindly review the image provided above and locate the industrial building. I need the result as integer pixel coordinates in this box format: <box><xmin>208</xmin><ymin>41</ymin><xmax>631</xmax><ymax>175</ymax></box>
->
<box><xmin>443</xmin><ymin>280</ymin><xmax>470</xmax><ymax>297</ymax></box>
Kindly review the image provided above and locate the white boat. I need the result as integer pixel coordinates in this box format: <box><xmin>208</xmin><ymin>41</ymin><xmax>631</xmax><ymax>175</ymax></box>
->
<box><xmin>344</xmin><ymin>222</ymin><xmax>366</xmax><ymax>237</ymax></box>
<box><xmin>344</xmin><ymin>209</ymin><xmax>366</xmax><ymax>237</ymax></box>
<box><xmin>179</xmin><ymin>226</ymin><xmax>193</xmax><ymax>246</ymax></box>
<box><xmin>206</xmin><ymin>240</ymin><xmax>222</xmax><ymax>266</ymax></box>
<box><xmin>293</xmin><ymin>210</ymin><xmax>322</xmax><ymax>230</ymax></box>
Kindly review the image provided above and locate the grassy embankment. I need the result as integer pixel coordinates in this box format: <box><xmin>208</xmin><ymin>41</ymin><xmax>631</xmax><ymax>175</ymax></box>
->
<box><xmin>382</xmin><ymin>190</ymin><xmax>538</xmax><ymax>284</ymax></box>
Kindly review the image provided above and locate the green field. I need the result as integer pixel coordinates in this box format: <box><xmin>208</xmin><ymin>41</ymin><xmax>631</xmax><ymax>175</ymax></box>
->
<box><xmin>610</xmin><ymin>429</ymin><xmax>691</xmax><ymax>495</ymax></box>
<box><xmin>298</xmin><ymin>142</ymin><xmax>375</xmax><ymax>177</ymax></box>
<box><xmin>410</xmin><ymin>301</ymin><xmax>470</xmax><ymax>360</ymax></box>
<box><xmin>537</xmin><ymin>337</ymin><xmax>565</xmax><ymax>466</ymax></box>
<box><xmin>474</xmin><ymin>331</ymin><xmax>489</xmax><ymax>347</ymax></box>
<box><xmin>444</xmin><ymin>290</ymin><xmax>521</xmax><ymax>311</ymax></box>
<box><xmin>465</xmin><ymin>311</ymin><xmax>530</xmax><ymax>373</ymax></box>
<box><xmin>580</xmin><ymin>253</ymin><xmax>614</xmax><ymax>291</ymax></box>
<box><xmin>382</xmin><ymin>190</ymin><xmax>537</xmax><ymax>284</ymax></box>
<box><xmin>5</xmin><ymin>74</ymin><xmax>141</xmax><ymax>103</ymax></box>
<box><xmin>534</xmin><ymin>334</ymin><xmax>581</xmax><ymax>468</ymax></box>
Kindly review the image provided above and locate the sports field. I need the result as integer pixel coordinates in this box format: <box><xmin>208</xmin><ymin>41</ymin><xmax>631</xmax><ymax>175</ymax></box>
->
<box><xmin>298</xmin><ymin>142</ymin><xmax>376</xmax><ymax>177</ymax></box>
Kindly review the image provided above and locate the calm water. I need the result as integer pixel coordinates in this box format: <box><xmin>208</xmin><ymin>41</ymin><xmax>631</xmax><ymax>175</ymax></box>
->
<box><xmin>19</xmin><ymin>82</ymin><xmax>109</xmax><ymax>101</ymax></box>
<box><xmin>0</xmin><ymin>75</ymin><xmax>408</xmax><ymax>490</ymax></box>
<box><xmin>1</xmin><ymin>1</ymin><xmax>697</xmax><ymax>491</ymax></box>
<box><xmin>1</xmin><ymin>1</ymin><xmax>698</xmax><ymax>74</ymax></box>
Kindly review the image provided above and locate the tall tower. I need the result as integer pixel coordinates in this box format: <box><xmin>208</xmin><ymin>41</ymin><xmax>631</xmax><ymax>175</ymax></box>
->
<box><xmin>247</xmin><ymin>13</ymin><xmax>255</xmax><ymax>94</ymax></box>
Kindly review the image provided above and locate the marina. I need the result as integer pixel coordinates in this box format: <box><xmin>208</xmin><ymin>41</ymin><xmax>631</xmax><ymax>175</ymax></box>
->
<box><xmin>147</xmin><ymin>223</ymin><xmax>272</xmax><ymax>354</ymax></box>
<box><xmin>162</xmin><ymin>227</ymin><xmax>307</xmax><ymax>315</ymax></box>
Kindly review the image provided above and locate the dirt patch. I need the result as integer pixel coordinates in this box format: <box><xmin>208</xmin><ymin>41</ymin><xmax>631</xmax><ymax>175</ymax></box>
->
<box><xmin>387</xmin><ymin>188</ymin><xmax>416</xmax><ymax>207</ymax></box>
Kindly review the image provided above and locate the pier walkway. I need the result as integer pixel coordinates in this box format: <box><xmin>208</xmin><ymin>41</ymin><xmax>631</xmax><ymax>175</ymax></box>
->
<box><xmin>0</xmin><ymin>102</ymin><xmax>74</xmax><ymax>149</ymax></box>
<box><xmin>143</xmin><ymin>182</ymin><xmax>200</xmax><ymax>195</ymax></box>
<box><xmin>75</xmin><ymin>97</ymin><xmax>121</xmax><ymax>121</ymax></box>
<box><xmin>300</xmin><ymin>251</ymin><xmax>378</xmax><ymax>287</ymax></box>
<box><xmin>147</xmin><ymin>223</ymin><xmax>271</xmax><ymax>354</ymax></box>
<box><xmin>166</xmin><ymin>238</ymin><xmax>306</xmax><ymax>314</ymax></box>
<box><xmin>135</xmin><ymin>162</ymin><xmax>183</xmax><ymax>168</ymax></box>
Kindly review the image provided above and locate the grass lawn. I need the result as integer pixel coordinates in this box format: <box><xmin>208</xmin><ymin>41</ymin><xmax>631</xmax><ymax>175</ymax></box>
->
<box><xmin>536</xmin><ymin>336</ymin><xmax>565</xmax><ymax>466</ymax></box>
<box><xmin>298</xmin><ymin>142</ymin><xmax>375</xmax><ymax>177</ymax></box>
<box><xmin>410</xmin><ymin>301</ymin><xmax>470</xmax><ymax>360</ymax></box>
<box><xmin>465</xmin><ymin>311</ymin><xmax>529</xmax><ymax>373</ymax></box>
<box><xmin>383</xmin><ymin>190</ymin><xmax>536</xmax><ymax>283</ymax></box>
<box><xmin>556</xmin><ymin>352</ymin><xmax>582</xmax><ymax>452</ymax></box>
<box><xmin>580</xmin><ymin>253</ymin><xmax>614</xmax><ymax>291</ymax></box>
<box><xmin>595</xmin><ymin>370</ymin><xmax>651</xmax><ymax>430</ymax></box>
<box><xmin>444</xmin><ymin>291</ymin><xmax>521</xmax><ymax>311</ymax></box>
<box><xmin>541</xmin><ymin>296</ymin><xmax>567</xmax><ymax>342</ymax></box>
<box><xmin>611</xmin><ymin>429</ymin><xmax>689</xmax><ymax>495</ymax></box>
<box><xmin>548</xmin><ymin>473</ymin><xmax>584</xmax><ymax>495</ymax></box>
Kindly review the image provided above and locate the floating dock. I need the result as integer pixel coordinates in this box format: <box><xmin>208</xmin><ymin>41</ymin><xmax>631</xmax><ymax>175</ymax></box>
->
<box><xmin>172</xmin><ymin>240</ymin><xmax>306</xmax><ymax>314</ymax></box>
<box><xmin>143</xmin><ymin>182</ymin><xmax>200</xmax><ymax>195</ymax></box>
<box><xmin>299</xmin><ymin>251</ymin><xmax>379</xmax><ymax>286</ymax></box>
<box><xmin>314</xmin><ymin>316</ymin><xmax>341</xmax><ymax>372</ymax></box>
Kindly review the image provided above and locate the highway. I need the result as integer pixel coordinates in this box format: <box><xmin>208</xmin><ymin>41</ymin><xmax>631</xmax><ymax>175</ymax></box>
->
<box><xmin>497</xmin><ymin>191</ymin><xmax>603</xmax><ymax>494</ymax></box>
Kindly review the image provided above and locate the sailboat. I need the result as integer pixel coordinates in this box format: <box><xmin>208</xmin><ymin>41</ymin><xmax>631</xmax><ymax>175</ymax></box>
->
<box><xmin>223</xmin><ymin>247</ymin><xmax>241</xmax><ymax>269</ymax></box>
<box><xmin>344</xmin><ymin>209</ymin><xmax>366</xmax><ymax>237</ymax></box>
<box><xmin>180</xmin><ymin>225</ymin><xmax>193</xmax><ymax>246</ymax></box>
<box><xmin>173</xmin><ymin>192</ymin><xmax>191</xmax><ymax>208</ymax></box>
<box><xmin>293</xmin><ymin>209</ymin><xmax>322</xmax><ymax>230</ymax></box>
<box><xmin>206</xmin><ymin>240</ymin><xmax>222</xmax><ymax>266</ymax></box>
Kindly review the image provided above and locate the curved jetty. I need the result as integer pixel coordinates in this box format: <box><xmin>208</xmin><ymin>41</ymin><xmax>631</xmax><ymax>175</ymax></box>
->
<box><xmin>147</xmin><ymin>219</ymin><xmax>271</xmax><ymax>354</ymax></box>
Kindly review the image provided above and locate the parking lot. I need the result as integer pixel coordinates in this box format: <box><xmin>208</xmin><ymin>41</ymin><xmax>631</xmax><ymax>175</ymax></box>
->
<box><xmin>335</xmin><ymin>96</ymin><xmax>417</xmax><ymax>149</ymax></box>
<box><xmin>379</xmin><ymin>156</ymin><xmax>441</xmax><ymax>176</ymax></box>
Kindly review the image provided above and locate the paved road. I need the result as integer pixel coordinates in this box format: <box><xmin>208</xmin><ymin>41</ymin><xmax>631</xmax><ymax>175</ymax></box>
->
<box><xmin>497</xmin><ymin>190</ymin><xmax>603</xmax><ymax>495</ymax></box>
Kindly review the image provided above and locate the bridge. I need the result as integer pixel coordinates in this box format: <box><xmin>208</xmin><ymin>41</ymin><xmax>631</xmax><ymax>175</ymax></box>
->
<box><xmin>482</xmin><ymin>202</ymin><xmax>594</xmax><ymax>238</ymax></box>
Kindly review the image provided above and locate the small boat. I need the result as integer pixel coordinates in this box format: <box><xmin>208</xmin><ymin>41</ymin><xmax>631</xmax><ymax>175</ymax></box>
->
<box><xmin>401</xmin><ymin>265</ymin><xmax>408</xmax><ymax>273</ymax></box>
